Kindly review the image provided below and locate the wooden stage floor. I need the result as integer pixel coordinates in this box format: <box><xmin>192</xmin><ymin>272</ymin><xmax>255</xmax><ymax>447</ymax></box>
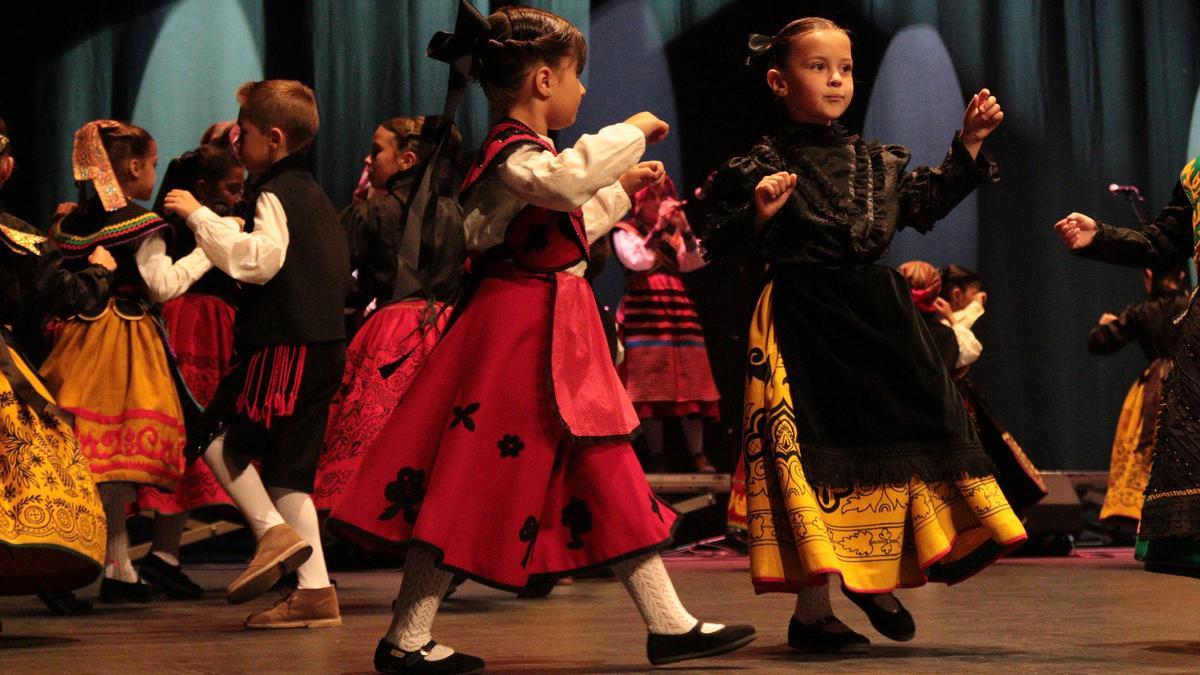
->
<box><xmin>1</xmin><ymin>548</ymin><xmax>1196</xmax><ymax>673</ymax></box>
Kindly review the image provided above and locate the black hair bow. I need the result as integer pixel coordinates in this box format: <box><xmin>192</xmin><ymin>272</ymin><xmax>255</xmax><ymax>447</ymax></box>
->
<box><xmin>745</xmin><ymin>33</ymin><xmax>774</xmax><ymax>66</ymax></box>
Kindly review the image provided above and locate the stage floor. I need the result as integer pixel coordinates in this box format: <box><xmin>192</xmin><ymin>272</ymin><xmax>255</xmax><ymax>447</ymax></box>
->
<box><xmin>1</xmin><ymin>548</ymin><xmax>1195</xmax><ymax>673</ymax></box>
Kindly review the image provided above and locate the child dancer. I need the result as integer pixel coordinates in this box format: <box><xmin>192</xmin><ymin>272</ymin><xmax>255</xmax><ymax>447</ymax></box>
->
<box><xmin>41</xmin><ymin>120</ymin><xmax>208</xmax><ymax>604</ymax></box>
<box><xmin>327</xmin><ymin>6</ymin><xmax>755</xmax><ymax>672</ymax></box>
<box><xmin>703</xmin><ymin>18</ymin><xmax>1026</xmax><ymax>653</ymax></box>
<box><xmin>901</xmin><ymin>261</ymin><xmax>1047</xmax><ymax>512</ymax></box>
<box><xmin>312</xmin><ymin>115</ymin><xmax>464</xmax><ymax>512</ymax></box>
<box><xmin>613</xmin><ymin>176</ymin><xmax>721</xmax><ymax>473</ymax></box>
<box><xmin>1088</xmin><ymin>265</ymin><xmax>1187</xmax><ymax>523</ymax></box>
<box><xmin>0</xmin><ymin>119</ymin><xmax>114</xmax><ymax>626</ymax></box>
<box><xmin>136</xmin><ymin>144</ymin><xmax>245</xmax><ymax>599</ymax></box>
<box><xmin>164</xmin><ymin>79</ymin><xmax>351</xmax><ymax>628</ymax></box>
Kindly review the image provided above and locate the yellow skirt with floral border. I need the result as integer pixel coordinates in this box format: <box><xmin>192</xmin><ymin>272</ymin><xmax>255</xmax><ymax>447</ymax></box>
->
<box><xmin>0</xmin><ymin>342</ymin><xmax>105</xmax><ymax>594</ymax></box>
<box><xmin>744</xmin><ymin>282</ymin><xmax>1027</xmax><ymax>594</ymax></box>
<box><xmin>40</xmin><ymin>300</ymin><xmax>186</xmax><ymax>490</ymax></box>
<box><xmin>1100</xmin><ymin>361</ymin><xmax>1168</xmax><ymax>523</ymax></box>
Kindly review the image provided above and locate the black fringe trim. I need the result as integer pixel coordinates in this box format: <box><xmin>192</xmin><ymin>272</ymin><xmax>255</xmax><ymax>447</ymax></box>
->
<box><xmin>1140</xmin><ymin>492</ymin><xmax>1200</xmax><ymax>540</ymax></box>
<box><xmin>798</xmin><ymin>440</ymin><xmax>996</xmax><ymax>489</ymax></box>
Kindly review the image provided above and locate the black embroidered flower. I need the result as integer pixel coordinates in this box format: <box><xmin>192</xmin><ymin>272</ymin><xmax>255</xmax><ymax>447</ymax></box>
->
<box><xmin>649</xmin><ymin>492</ymin><xmax>663</xmax><ymax>523</ymax></box>
<box><xmin>519</xmin><ymin>516</ymin><xmax>539</xmax><ymax>568</ymax></box>
<box><xmin>378</xmin><ymin>467</ymin><xmax>427</xmax><ymax>525</ymax></box>
<box><xmin>450</xmin><ymin>402</ymin><xmax>480</xmax><ymax>431</ymax></box>
<box><xmin>561</xmin><ymin>497</ymin><xmax>593</xmax><ymax>550</ymax></box>
<box><xmin>16</xmin><ymin>407</ymin><xmax>33</xmax><ymax>426</ymax></box>
<box><xmin>0</xmin><ymin>391</ymin><xmax>17</xmax><ymax>408</ymax></box>
<box><xmin>498</xmin><ymin>434</ymin><xmax>524</xmax><ymax>458</ymax></box>
<box><xmin>38</xmin><ymin>410</ymin><xmax>60</xmax><ymax>429</ymax></box>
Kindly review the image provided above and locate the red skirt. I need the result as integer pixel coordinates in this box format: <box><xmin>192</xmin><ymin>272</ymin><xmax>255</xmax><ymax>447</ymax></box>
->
<box><xmin>328</xmin><ymin>272</ymin><xmax>678</xmax><ymax>591</ymax></box>
<box><xmin>313</xmin><ymin>301</ymin><xmax>449</xmax><ymax>511</ymax></box>
<box><xmin>139</xmin><ymin>294</ymin><xmax>236</xmax><ymax>515</ymax></box>
<box><xmin>618</xmin><ymin>272</ymin><xmax>719</xmax><ymax>420</ymax></box>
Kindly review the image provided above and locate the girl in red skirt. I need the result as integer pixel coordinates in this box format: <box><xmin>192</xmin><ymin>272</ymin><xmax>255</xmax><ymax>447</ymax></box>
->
<box><xmin>327</xmin><ymin>6</ymin><xmax>754</xmax><ymax>672</ymax></box>
<box><xmin>312</xmin><ymin>115</ymin><xmax>464</xmax><ymax>512</ymax></box>
<box><xmin>613</xmin><ymin>175</ymin><xmax>720</xmax><ymax>472</ymax></box>
<box><xmin>136</xmin><ymin>144</ymin><xmax>244</xmax><ymax>599</ymax></box>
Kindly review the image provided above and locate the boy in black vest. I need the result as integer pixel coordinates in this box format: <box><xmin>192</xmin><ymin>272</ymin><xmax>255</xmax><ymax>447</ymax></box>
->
<box><xmin>164</xmin><ymin>79</ymin><xmax>351</xmax><ymax>629</ymax></box>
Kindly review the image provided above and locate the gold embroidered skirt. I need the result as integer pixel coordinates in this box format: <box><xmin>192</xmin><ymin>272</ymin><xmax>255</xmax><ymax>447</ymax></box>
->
<box><xmin>1100</xmin><ymin>360</ymin><xmax>1169</xmax><ymax>523</ymax></box>
<box><xmin>40</xmin><ymin>300</ymin><xmax>186</xmax><ymax>490</ymax></box>
<box><xmin>743</xmin><ymin>282</ymin><xmax>1027</xmax><ymax>593</ymax></box>
<box><xmin>0</xmin><ymin>341</ymin><xmax>105</xmax><ymax>594</ymax></box>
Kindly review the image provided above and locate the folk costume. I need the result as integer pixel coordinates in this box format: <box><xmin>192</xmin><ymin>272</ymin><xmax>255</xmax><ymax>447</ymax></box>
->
<box><xmin>1088</xmin><ymin>286</ymin><xmax>1188</xmax><ymax>523</ymax></box>
<box><xmin>705</xmin><ymin>122</ymin><xmax>1027</xmax><ymax>595</ymax></box>
<box><xmin>1071</xmin><ymin>159</ymin><xmax>1200</xmax><ymax>576</ymax></box>
<box><xmin>313</xmin><ymin>153</ymin><xmax>465</xmax><ymax>512</ymax></box>
<box><xmin>0</xmin><ymin>205</ymin><xmax>111</xmax><ymax>595</ymax></box>
<box><xmin>613</xmin><ymin>180</ymin><xmax>720</xmax><ymax>423</ymax></box>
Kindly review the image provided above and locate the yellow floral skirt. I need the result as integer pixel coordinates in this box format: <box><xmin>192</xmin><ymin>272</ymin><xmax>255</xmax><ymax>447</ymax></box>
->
<box><xmin>1100</xmin><ymin>361</ymin><xmax>1168</xmax><ymax>523</ymax></box>
<box><xmin>0</xmin><ymin>341</ymin><xmax>105</xmax><ymax>594</ymax></box>
<box><xmin>744</xmin><ymin>282</ymin><xmax>1027</xmax><ymax>593</ymax></box>
<box><xmin>40</xmin><ymin>301</ymin><xmax>186</xmax><ymax>490</ymax></box>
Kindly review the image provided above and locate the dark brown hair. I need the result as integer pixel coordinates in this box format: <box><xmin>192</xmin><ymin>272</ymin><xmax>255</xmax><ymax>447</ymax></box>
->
<box><xmin>763</xmin><ymin>17</ymin><xmax>850</xmax><ymax>68</ymax></box>
<box><xmin>236</xmin><ymin>79</ymin><xmax>320</xmax><ymax>152</ymax></box>
<box><xmin>100</xmin><ymin>121</ymin><xmax>155</xmax><ymax>182</ymax></box>
<box><xmin>476</xmin><ymin>6</ymin><xmax>587</xmax><ymax>112</ymax></box>
<box><xmin>939</xmin><ymin>264</ymin><xmax>981</xmax><ymax>299</ymax></box>
<box><xmin>380</xmin><ymin>116</ymin><xmax>463</xmax><ymax>166</ymax></box>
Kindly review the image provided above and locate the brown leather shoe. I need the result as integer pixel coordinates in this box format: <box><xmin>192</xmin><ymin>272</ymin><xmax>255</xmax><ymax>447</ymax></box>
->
<box><xmin>244</xmin><ymin>586</ymin><xmax>341</xmax><ymax>629</ymax></box>
<box><xmin>226</xmin><ymin>524</ymin><xmax>312</xmax><ymax>605</ymax></box>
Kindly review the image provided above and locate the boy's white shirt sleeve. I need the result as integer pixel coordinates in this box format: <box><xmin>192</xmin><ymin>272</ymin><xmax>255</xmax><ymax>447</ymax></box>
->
<box><xmin>496</xmin><ymin>122</ymin><xmax>645</xmax><ymax>212</ymax></box>
<box><xmin>612</xmin><ymin>227</ymin><xmax>656</xmax><ymax>271</ymax></box>
<box><xmin>942</xmin><ymin>318</ymin><xmax>983</xmax><ymax>369</ymax></box>
<box><xmin>135</xmin><ymin>232</ymin><xmax>214</xmax><ymax>304</ymax></box>
<box><xmin>187</xmin><ymin>192</ymin><xmax>289</xmax><ymax>285</ymax></box>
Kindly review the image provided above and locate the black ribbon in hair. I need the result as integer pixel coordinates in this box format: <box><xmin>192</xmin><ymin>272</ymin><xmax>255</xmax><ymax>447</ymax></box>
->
<box><xmin>745</xmin><ymin>33</ymin><xmax>774</xmax><ymax>66</ymax></box>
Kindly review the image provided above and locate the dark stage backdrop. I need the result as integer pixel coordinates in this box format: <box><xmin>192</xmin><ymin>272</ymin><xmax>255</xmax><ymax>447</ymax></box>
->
<box><xmin>4</xmin><ymin>0</ymin><xmax>1199</xmax><ymax>471</ymax></box>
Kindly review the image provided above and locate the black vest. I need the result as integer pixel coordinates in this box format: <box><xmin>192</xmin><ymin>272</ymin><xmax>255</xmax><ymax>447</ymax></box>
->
<box><xmin>236</xmin><ymin>154</ymin><xmax>351</xmax><ymax>348</ymax></box>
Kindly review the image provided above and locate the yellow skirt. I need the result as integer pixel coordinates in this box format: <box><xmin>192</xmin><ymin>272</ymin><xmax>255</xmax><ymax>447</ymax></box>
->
<box><xmin>1100</xmin><ymin>361</ymin><xmax>1167</xmax><ymax>523</ymax></box>
<box><xmin>40</xmin><ymin>301</ymin><xmax>186</xmax><ymax>490</ymax></box>
<box><xmin>0</xmin><ymin>342</ymin><xmax>105</xmax><ymax>594</ymax></box>
<box><xmin>744</xmin><ymin>282</ymin><xmax>1027</xmax><ymax>593</ymax></box>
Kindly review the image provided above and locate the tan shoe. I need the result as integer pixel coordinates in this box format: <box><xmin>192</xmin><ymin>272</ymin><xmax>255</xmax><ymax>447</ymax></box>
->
<box><xmin>226</xmin><ymin>524</ymin><xmax>312</xmax><ymax>605</ymax></box>
<box><xmin>244</xmin><ymin>586</ymin><xmax>341</xmax><ymax>629</ymax></box>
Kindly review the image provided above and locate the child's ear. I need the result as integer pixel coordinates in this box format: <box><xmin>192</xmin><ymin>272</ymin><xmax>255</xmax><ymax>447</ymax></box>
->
<box><xmin>766</xmin><ymin>68</ymin><xmax>788</xmax><ymax>98</ymax></box>
<box><xmin>194</xmin><ymin>178</ymin><xmax>211</xmax><ymax>201</ymax></box>
<box><xmin>949</xmin><ymin>287</ymin><xmax>962</xmax><ymax>307</ymax></box>
<box><xmin>398</xmin><ymin>150</ymin><xmax>419</xmax><ymax>171</ymax></box>
<box><xmin>127</xmin><ymin>156</ymin><xmax>143</xmax><ymax>180</ymax></box>
<box><xmin>533</xmin><ymin>65</ymin><xmax>554</xmax><ymax>99</ymax></box>
<box><xmin>268</xmin><ymin>127</ymin><xmax>286</xmax><ymax>149</ymax></box>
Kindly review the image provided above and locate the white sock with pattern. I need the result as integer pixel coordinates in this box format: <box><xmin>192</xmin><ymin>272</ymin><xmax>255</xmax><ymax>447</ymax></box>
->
<box><xmin>385</xmin><ymin>547</ymin><xmax>456</xmax><ymax>661</ymax></box>
<box><xmin>612</xmin><ymin>553</ymin><xmax>724</xmax><ymax>635</ymax></box>
<box><xmin>99</xmin><ymin>483</ymin><xmax>138</xmax><ymax>583</ymax></box>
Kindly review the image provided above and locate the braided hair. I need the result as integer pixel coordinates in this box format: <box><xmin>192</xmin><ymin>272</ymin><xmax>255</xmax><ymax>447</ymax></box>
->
<box><xmin>748</xmin><ymin>17</ymin><xmax>850</xmax><ymax>69</ymax></box>
<box><xmin>474</xmin><ymin>6</ymin><xmax>587</xmax><ymax>113</ymax></box>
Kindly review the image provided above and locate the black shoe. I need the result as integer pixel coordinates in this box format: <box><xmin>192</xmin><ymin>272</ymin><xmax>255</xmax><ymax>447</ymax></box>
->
<box><xmin>516</xmin><ymin>576</ymin><xmax>556</xmax><ymax>599</ymax></box>
<box><xmin>37</xmin><ymin>591</ymin><xmax>93</xmax><ymax>615</ymax></box>
<box><xmin>788</xmin><ymin>616</ymin><xmax>871</xmax><ymax>654</ymax></box>
<box><xmin>647</xmin><ymin>622</ymin><xmax>757</xmax><ymax>666</ymax></box>
<box><xmin>841</xmin><ymin>587</ymin><xmax>915</xmax><ymax>642</ymax></box>
<box><xmin>136</xmin><ymin>554</ymin><xmax>204</xmax><ymax>600</ymax></box>
<box><xmin>373</xmin><ymin>639</ymin><xmax>485</xmax><ymax>674</ymax></box>
<box><xmin>98</xmin><ymin>578</ymin><xmax>153</xmax><ymax>604</ymax></box>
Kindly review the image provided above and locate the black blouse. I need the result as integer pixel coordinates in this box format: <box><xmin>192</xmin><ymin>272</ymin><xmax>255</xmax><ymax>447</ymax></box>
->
<box><xmin>703</xmin><ymin>122</ymin><xmax>997</xmax><ymax>266</ymax></box>
<box><xmin>0</xmin><ymin>209</ymin><xmax>113</xmax><ymax>322</ymax></box>
<box><xmin>1073</xmin><ymin>181</ymin><xmax>1193</xmax><ymax>269</ymax></box>
<box><xmin>1087</xmin><ymin>288</ymin><xmax>1189</xmax><ymax>362</ymax></box>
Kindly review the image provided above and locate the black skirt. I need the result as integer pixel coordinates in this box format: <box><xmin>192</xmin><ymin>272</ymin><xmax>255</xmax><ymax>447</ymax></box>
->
<box><xmin>769</xmin><ymin>263</ymin><xmax>993</xmax><ymax>488</ymax></box>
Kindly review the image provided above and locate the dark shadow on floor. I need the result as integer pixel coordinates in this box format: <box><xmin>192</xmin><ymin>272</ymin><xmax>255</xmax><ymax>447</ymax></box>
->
<box><xmin>0</xmin><ymin>635</ymin><xmax>79</xmax><ymax>649</ymax></box>
<box><xmin>1108</xmin><ymin>640</ymin><xmax>1200</xmax><ymax>656</ymax></box>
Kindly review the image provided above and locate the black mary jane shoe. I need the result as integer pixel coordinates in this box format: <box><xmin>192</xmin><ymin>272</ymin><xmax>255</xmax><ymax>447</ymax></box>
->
<box><xmin>647</xmin><ymin>622</ymin><xmax>758</xmax><ymax>666</ymax></box>
<box><xmin>136</xmin><ymin>554</ymin><xmax>204</xmax><ymax>600</ymax></box>
<box><xmin>841</xmin><ymin>587</ymin><xmax>916</xmax><ymax>642</ymax></box>
<box><xmin>373</xmin><ymin>638</ymin><xmax>485</xmax><ymax>674</ymax></box>
<box><xmin>788</xmin><ymin>615</ymin><xmax>871</xmax><ymax>655</ymax></box>
<box><xmin>98</xmin><ymin>578</ymin><xmax>153</xmax><ymax>604</ymax></box>
<box><xmin>38</xmin><ymin>591</ymin><xmax>93</xmax><ymax>615</ymax></box>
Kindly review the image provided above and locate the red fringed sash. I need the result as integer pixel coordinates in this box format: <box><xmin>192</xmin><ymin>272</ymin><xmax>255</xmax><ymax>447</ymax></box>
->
<box><xmin>236</xmin><ymin>345</ymin><xmax>307</xmax><ymax>428</ymax></box>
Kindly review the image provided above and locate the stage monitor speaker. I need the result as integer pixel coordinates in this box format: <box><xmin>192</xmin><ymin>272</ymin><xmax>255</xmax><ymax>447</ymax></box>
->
<box><xmin>1022</xmin><ymin>472</ymin><xmax>1083</xmax><ymax>536</ymax></box>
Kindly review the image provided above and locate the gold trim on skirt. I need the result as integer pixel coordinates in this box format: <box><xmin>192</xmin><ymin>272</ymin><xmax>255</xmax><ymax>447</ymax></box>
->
<box><xmin>744</xmin><ymin>282</ymin><xmax>1027</xmax><ymax>593</ymax></box>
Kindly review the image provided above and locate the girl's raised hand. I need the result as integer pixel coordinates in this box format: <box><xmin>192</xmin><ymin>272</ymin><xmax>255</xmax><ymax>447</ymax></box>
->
<box><xmin>753</xmin><ymin>171</ymin><xmax>797</xmax><ymax>227</ymax></box>
<box><xmin>163</xmin><ymin>189</ymin><xmax>203</xmax><ymax>221</ymax></box>
<box><xmin>1053</xmin><ymin>212</ymin><xmax>1098</xmax><ymax>250</ymax></box>
<box><xmin>961</xmin><ymin>88</ymin><xmax>1003</xmax><ymax>157</ymax></box>
<box><xmin>620</xmin><ymin>160</ymin><xmax>666</xmax><ymax>197</ymax></box>
<box><xmin>624</xmin><ymin>112</ymin><xmax>670</xmax><ymax>145</ymax></box>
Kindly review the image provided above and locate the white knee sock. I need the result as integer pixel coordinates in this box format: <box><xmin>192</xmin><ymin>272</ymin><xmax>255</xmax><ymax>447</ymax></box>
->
<box><xmin>793</xmin><ymin>581</ymin><xmax>834</xmax><ymax>623</ymax></box>
<box><xmin>612</xmin><ymin>553</ymin><xmax>723</xmax><ymax>635</ymax></box>
<box><xmin>99</xmin><ymin>483</ymin><xmax>138</xmax><ymax>582</ymax></box>
<box><xmin>268</xmin><ymin>487</ymin><xmax>330</xmax><ymax>589</ymax></box>
<box><xmin>386</xmin><ymin>547</ymin><xmax>456</xmax><ymax>661</ymax></box>
<box><xmin>202</xmin><ymin>436</ymin><xmax>285</xmax><ymax>539</ymax></box>
<box><xmin>150</xmin><ymin>511</ymin><xmax>189</xmax><ymax>567</ymax></box>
